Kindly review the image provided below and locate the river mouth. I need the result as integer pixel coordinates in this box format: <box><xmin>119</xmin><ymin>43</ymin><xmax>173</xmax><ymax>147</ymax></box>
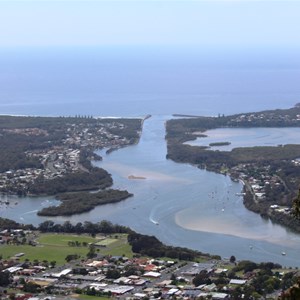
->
<box><xmin>96</xmin><ymin>115</ymin><xmax>300</xmax><ymax>266</ymax></box>
<box><xmin>2</xmin><ymin>115</ymin><xmax>300</xmax><ymax>266</ymax></box>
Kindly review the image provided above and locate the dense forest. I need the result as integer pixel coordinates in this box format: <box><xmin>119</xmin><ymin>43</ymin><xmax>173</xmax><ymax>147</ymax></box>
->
<box><xmin>28</xmin><ymin>168</ymin><xmax>112</xmax><ymax>196</ymax></box>
<box><xmin>0</xmin><ymin>132</ymin><xmax>45</xmax><ymax>173</ymax></box>
<box><xmin>127</xmin><ymin>232</ymin><xmax>215</xmax><ymax>261</ymax></box>
<box><xmin>38</xmin><ymin>189</ymin><xmax>132</xmax><ymax>216</ymax></box>
<box><xmin>167</xmin><ymin>143</ymin><xmax>300</xmax><ymax>170</ymax></box>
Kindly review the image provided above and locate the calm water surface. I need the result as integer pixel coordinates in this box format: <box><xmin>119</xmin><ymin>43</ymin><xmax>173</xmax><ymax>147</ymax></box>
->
<box><xmin>2</xmin><ymin>115</ymin><xmax>300</xmax><ymax>267</ymax></box>
<box><xmin>185</xmin><ymin>127</ymin><xmax>300</xmax><ymax>151</ymax></box>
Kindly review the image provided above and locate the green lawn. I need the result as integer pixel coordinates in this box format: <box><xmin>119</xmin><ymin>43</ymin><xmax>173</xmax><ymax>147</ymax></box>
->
<box><xmin>38</xmin><ymin>233</ymin><xmax>96</xmax><ymax>246</ymax></box>
<box><xmin>0</xmin><ymin>233</ymin><xmax>97</xmax><ymax>265</ymax></box>
<box><xmin>0</xmin><ymin>233</ymin><xmax>133</xmax><ymax>265</ymax></box>
<box><xmin>98</xmin><ymin>234</ymin><xmax>133</xmax><ymax>258</ymax></box>
<box><xmin>94</xmin><ymin>238</ymin><xmax>117</xmax><ymax>247</ymax></box>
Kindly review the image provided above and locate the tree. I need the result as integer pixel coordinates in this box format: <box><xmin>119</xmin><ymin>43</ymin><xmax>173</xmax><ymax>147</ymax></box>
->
<box><xmin>230</xmin><ymin>255</ymin><xmax>236</xmax><ymax>263</ymax></box>
<box><xmin>193</xmin><ymin>271</ymin><xmax>212</xmax><ymax>287</ymax></box>
<box><xmin>86</xmin><ymin>287</ymin><xmax>96</xmax><ymax>296</ymax></box>
<box><xmin>170</xmin><ymin>273</ymin><xmax>177</xmax><ymax>285</ymax></box>
<box><xmin>50</xmin><ymin>260</ymin><xmax>56</xmax><ymax>268</ymax></box>
<box><xmin>65</xmin><ymin>254</ymin><xmax>79</xmax><ymax>262</ymax></box>
<box><xmin>62</xmin><ymin>221</ymin><xmax>73</xmax><ymax>232</ymax></box>
<box><xmin>0</xmin><ymin>271</ymin><xmax>12</xmax><ymax>286</ymax></box>
<box><xmin>106</xmin><ymin>269</ymin><xmax>120</xmax><ymax>279</ymax></box>
<box><xmin>293</xmin><ymin>189</ymin><xmax>300</xmax><ymax>218</ymax></box>
<box><xmin>38</xmin><ymin>220</ymin><xmax>55</xmax><ymax>232</ymax></box>
<box><xmin>42</xmin><ymin>260</ymin><xmax>48</xmax><ymax>267</ymax></box>
<box><xmin>74</xmin><ymin>222</ymin><xmax>83</xmax><ymax>234</ymax></box>
<box><xmin>23</xmin><ymin>282</ymin><xmax>40</xmax><ymax>293</ymax></box>
<box><xmin>87</xmin><ymin>244</ymin><xmax>96</xmax><ymax>259</ymax></box>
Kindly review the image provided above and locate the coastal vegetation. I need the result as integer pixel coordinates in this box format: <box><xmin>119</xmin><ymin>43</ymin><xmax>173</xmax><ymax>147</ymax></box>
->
<box><xmin>209</xmin><ymin>141</ymin><xmax>231</xmax><ymax>147</ymax></box>
<box><xmin>127</xmin><ymin>232</ymin><xmax>215</xmax><ymax>261</ymax></box>
<box><xmin>28</xmin><ymin>168</ymin><xmax>112</xmax><ymax>196</ymax></box>
<box><xmin>166</xmin><ymin>105</ymin><xmax>300</xmax><ymax>232</ymax></box>
<box><xmin>37</xmin><ymin>189</ymin><xmax>133</xmax><ymax>216</ymax></box>
<box><xmin>167</xmin><ymin>143</ymin><xmax>300</xmax><ymax>171</ymax></box>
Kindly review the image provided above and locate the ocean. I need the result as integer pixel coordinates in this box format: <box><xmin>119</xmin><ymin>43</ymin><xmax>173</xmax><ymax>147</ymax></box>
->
<box><xmin>0</xmin><ymin>46</ymin><xmax>299</xmax><ymax>117</ymax></box>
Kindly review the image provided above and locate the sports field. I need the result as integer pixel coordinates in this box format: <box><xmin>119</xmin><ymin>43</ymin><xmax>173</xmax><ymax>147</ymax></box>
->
<box><xmin>0</xmin><ymin>233</ymin><xmax>96</xmax><ymax>265</ymax></box>
<box><xmin>0</xmin><ymin>233</ymin><xmax>133</xmax><ymax>265</ymax></box>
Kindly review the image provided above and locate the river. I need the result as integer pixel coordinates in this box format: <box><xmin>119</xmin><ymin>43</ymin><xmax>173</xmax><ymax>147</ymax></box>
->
<box><xmin>2</xmin><ymin>115</ymin><xmax>300</xmax><ymax>267</ymax></box>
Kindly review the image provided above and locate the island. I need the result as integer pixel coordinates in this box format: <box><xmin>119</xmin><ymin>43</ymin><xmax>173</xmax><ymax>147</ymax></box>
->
<box><xmin>166</xmin><ymin>104</ymin><xmax>300</xmax><ymax>232</ymax></box>
<box><xmin>37</xmin><ymin>189</ymin><xmax>133</xmax><ymax>216</ymax></box>
<box><xmin>0</xmin><ymin>115</ymin><xmax>143</xmax><ymax>215</ymax></box>
<box><xmin>128</xmin><ymin>175</ymin><xmax>146</xmax><ymax>180</ymax></box>
<box><xmin>209</xmin><ymin>142</ymin><xmax>231</xmax><ymax>147</ymax></box>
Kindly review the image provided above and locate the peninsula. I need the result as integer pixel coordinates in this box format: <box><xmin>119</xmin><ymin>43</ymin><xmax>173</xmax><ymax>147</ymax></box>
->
<box><xmin>0</xmin><ymin>115</ymin><xmax>143</xmax><ymax>215</ymax></box>
<box><xmin>166</xmin><ymin>104</ymin><xmax>300</xmax><ymax>232</ymax></box>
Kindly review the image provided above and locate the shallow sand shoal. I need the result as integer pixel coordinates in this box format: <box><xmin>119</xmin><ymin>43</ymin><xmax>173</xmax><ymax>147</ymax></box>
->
<box><xmin>175</xmin><ymin>212</ymin><xmax>297</xmax><ymax>247</ymax></box>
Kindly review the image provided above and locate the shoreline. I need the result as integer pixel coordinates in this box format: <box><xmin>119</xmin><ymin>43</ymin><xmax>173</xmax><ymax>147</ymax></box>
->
<box><xmin>166</xmin><ymin>105</ymin><xmax>300</xmax><ymax>235</ymax></box>
<box><xmin>174</xmin><ymin>211</ymin><xmax>298</xmax><ymax>247</ymax></box>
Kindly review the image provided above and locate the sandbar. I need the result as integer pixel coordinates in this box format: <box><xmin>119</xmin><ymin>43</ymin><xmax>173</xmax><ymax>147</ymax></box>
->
<box><xmin>175</xmin><ymin>211</ymin><xmax>297</xmax><ymax>247</ymax></box>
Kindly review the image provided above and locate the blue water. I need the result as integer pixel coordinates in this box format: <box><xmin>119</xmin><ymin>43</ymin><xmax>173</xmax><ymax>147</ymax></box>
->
<box><xmin>1</xmin><ymin>47</ymin><xmax>300</xmax><ymax>266</ymax></box>
<box><xmin>185</xmin><ymin>127</ymin><xmax>300</xmax><ymax>151</ymax></box>
<box><xmin>0</xmin><ymin>46</ymin><xmax>299</xmax><ymax>117</ymax></box>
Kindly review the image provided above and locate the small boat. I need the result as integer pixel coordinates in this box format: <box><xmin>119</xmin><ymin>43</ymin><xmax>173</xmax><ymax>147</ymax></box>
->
<box><xmin>235</xmin><ymin>192</ymin><xmax>246</xmax><ymax>196</ymax></box>
<box><xmin>151</xmin><ymin>220</ymin><xmax>159</xmax><ymax>225</ymax></box>
<box><xmin>281</xmin><ymin>252</ymin><xmax>286</xmax><ymax>256</ymax></box>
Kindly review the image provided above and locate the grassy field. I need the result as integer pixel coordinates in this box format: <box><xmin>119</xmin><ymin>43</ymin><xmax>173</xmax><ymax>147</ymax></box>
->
<box><xmin>0</xmin><ymin>233</ymin><xmax>133</xmax><ymax>265</ymax></box>
<box><xmin>0</xmin><ymin>233</ymin><xmax>96</xmax><ymax>265</ymax></box>
<box><xmin>100</xmin><ymin>234</ymin><xmax>133</xmax><ymax>258</ymax></box>
<box><xmin>94</xmin><ymin>238</ymin><xmax>117</xmax><ymax>247</ymax></box>
<box><xmin>38</xmin><ymin>233</ymin><xmax>96</xmax><ymax>246</ymax></box>
<box><xmin>98</xmin><ymin>234</ymin><xmax>133</xmax><ymax>258</ymax></box>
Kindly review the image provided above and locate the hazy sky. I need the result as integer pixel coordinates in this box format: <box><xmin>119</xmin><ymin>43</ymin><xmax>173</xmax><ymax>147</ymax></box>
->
<box><xmin>0</xmin><ymin>0</ymin><xmax>300</xmax><ymax>49</ymax></box>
